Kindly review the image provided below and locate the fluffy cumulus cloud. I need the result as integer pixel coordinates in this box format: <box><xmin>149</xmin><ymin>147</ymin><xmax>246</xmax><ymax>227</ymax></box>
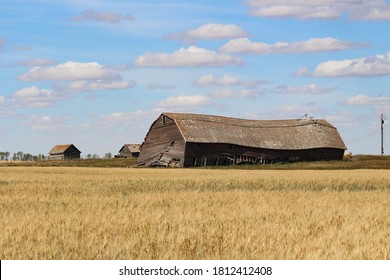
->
<box><xmin>22</xmin><ymin>115</ymin><xmax>60</xmax><ymax>131</ymax></box>
<box><xmin>166</xmin><ymin>23</ymin><xmax>247</xmax><ymax>43</ymax></box>
<box><xmin>345</xmin><ymin>94</ymin><xmax>390</xmax><ymax>114</ymax></box>
<box><xmin>12</xmin><ymin>86</ymin><xmax>71</xmax><ymax>108</ymax></box>
<box><xmin>272</xmin><ymin>84</ymin><xmax>337</xmax><ymax>94</ymax></box>
<box><xmin>18</xmin><ymin>61</ymin><xmax>121</xmax><ymax>81</ymax></box>
<box><xmin>100</xmin><ymin>110</ymin><xmax>160</xmax><ymax>123</ymax></box>
<box><xmin>58</xmin><ymin>80</ymin><xmax>135</xmax><ymax>92</ymax></box>
<box><xmin>21</xmin><ymin>115</ymin><xmax>91</xmax><ymax>132</ymax></box>
<box><xmin>346</xmin><ymin>94</ymin><xmax>390</xmax><ymax>106</ymax></box>
<box><xmin>70</xmin><ymin>10</ymin><xmax>134</xmax><ymax>23</ymax></box>
<box><xmin>314</xmin><ymin>51</ymin><xmax>390</xmax><ymax>77</ymax></box>
<box><xmin>210</xmin><ymin>88</ymin><xmax>262</xmax><ymax>98</ymax></box>
<box><xmin>220</xmin><ymin>37</ymin><xmax>364</xmax><ymax>54</ymax></box>
<box><xmin>245</xmin><ymin>0</ymin><xmax>390</xmax><ymax>20</ymax></box>
<box><xmin>0</xmin><ymin>96</ymin><xmax>5</xmax><ymax>104</ymax></box>
<box><xmin>17</xmin><ymin>58</ymin><xmax>56</xmax><ymax>67</ymax></box>
<box><xmin>134</xmin><ymin>46</ymin><xmax>242</xmax><ymax>67</ymax></box>
<box><xmin>17</xmin><ymin>61</ymin><xmax>132</xmax><ymax>94</ymax></box>
<box><xmin>195</xmin><ymin>74</ymin><xmax>266</xmax><ymax>87</ymax></box>
<box><xmin>156</xmin><ymin>95</ymin><xmax>213</xmax><ymax>109</ymax></box>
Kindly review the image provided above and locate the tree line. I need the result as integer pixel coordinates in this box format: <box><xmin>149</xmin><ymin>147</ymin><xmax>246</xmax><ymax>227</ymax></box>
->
<box><xmin>0</xmin><ymin>151</ymin><xmax>47</xmax><ymax>161</ymax></box>
<box><xmin>0</xmin><ymin>151</ymin><xmax>113</xmax><ymax>161</ymax></box>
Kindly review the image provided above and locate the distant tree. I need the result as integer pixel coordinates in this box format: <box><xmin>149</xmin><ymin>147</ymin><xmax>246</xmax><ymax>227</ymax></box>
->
<box><xmin>37</xmin><ymin>154</ymin><xmax>46</xmax><ymax>161</ymax></box>
<box><xmin>17</xmin><ymin>151</ymin><xmax>23</xmax><ymax>161</ymax></box>
<box><xmin>92</xmin><ymin>154</ymin><xmax>99</xmax><ymax>159</ymax></box>
<box><xmin>23</xmin><ymin>153</ymin><xmax>33</xmax><ymax>161</ymax></box>
<box><xmin>87</xmin><ymin>154</ymin><xmax>92</xmax><ymax>159</ymax></box>
<box><xmin>5</xmin><ymin>151</ymin><xmax>10</xmax><ymax>160</ymax></box>
<box><xmin>104</xmin><ymin>153</ymin><xmax>112</xmax><ymax>159</ymax></box>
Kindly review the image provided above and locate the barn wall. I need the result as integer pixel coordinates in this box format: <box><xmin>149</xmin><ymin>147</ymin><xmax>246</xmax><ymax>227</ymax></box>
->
<box><xmin>64</xmin><ymin>152</ymin><xmax>81</xmax><ymax>159</ymax></box>
<box><xmin>119</xmin><ymin>146</ymin><xmax>135</xmax><ymax>158</ymax></box>
<box><xmin>64</xmin><ymin>146</ymin><xmax>81</xmax><ymax>159</ymax></box>
<box><xmin>137</xmin><ymin>115</ymin><xmax>186</xmax><ymax>167</ymax></box>
<box><xmin>184</xmin><ymin>142</ymin><xmax>344</xmax><ymax>167</ymax></box>
<box><xmin>49</xmin><ymin>154</ymin><xmax>65</xmax><ymax>160</ymax></box>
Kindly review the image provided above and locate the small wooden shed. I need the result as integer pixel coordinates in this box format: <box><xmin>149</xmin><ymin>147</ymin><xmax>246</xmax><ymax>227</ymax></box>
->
<box><xmin>138</xmin><ymin>112</ymin><xmax>347</xmax><ymax>167</ymax></box>
<box><xmin>49</xmin><ymin>144</ymin><xmax>81</xmax><ymax>160</ymax></box>
<box><xmin>116</xmin><ymin>144</ymin><xmax>141</xmax><ymax>158</ymax></box>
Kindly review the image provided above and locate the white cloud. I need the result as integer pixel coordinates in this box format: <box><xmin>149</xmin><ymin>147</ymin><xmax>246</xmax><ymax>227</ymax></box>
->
<box><xmin>134</xmin><ymin>46</ymin><xmax>242</xmax><ymax>67</ymax></box>
<box><xmin>166</xmin><ymin>23</ymin><xmax>247</xmax><ymax>43</ymax></box>
<box><xmin>325</xmin><ymin>111</ymin><xmax>361</xmax><ymax>128</ymax></box>
<box><xmin>244</xmin><ymin>102</ymin><xmax>324</xmax><ymax>120</ymax></box>
<box><xmin>220</xmin><ymin>37</ymin><xmax>364</xmax><ymax>54</ymax></box>
<box><xmin>272</xmin><ymin>84</ymin><xmax>337</xmax><ymax>94</ymax></box>
<box><xmin>12</xmin><ymin>86</ymin><xmax>71</xmax><ymax>108</ymax></box>
<box><xmin>100</xmin><ymin>110</ymin><xmax>159</xmax><ymax>123</ymax></box>
<box><xmin>70</xmin><ymin>10</ymin><xmax>134</xmax><ymax>23</ymax></box>
<box><xmin>210</xmin><ymin>88</ymin><xmax>262</xmax><ymax>98</ymax></box>
<box><xmin>156</xmin><ymin>95</ymin><xmax>214</xmax><ymax>108</ymax></box>
<box><xmin>18</xmin><ymin>61</ymin><xmax>121</xmax><ymax>81</ymax></box>
<box><xmin>245</xmin><ymin>0</ymin><xmax>390</xmax><ymax>20</ymax></box>
<box><xmin>0</xmin><ymin>96</ymin><xmax>5</xmax><ymax>104</ymax></box>
<box><xmin>345</xmin><ymin>94</ymin><xmax>390</xmax><ymax>114</ymax></box>
<box><xmin>113</xmin><ymin>64</ymin><xmax>131</xmax><ymax>71</ymax></box>
<box><xmin>21</xmin><ymin>114</ymin><xmax>90</xmax><ymax>132</ymax></box>
<box><xmin>314</xmin><ymin>51</ymin><xmax>390</xmax><ymax>77</ymax></box>
<box><xmin>147</xmin><ymin>83</ymin><xmax>176</xmax><ymax>90</ymax></box>
<box><xmin>59</xmin><ymin>80</ymin><xmax>135</xmax><ymax>92</ymax></box>
<box><xmin>293</xmin><ymin>66</ymin><xmax>311</xmax><ymax>77</ymax></box>
<box><xmin>248</xmin><ymin>3</ymin><xmax>342</xmax><ymax>19</ymax></box>
<box><xmin>346</xmin><ymin>94</ymin><xmax>390</xmax><ymax>106</ymax></box>
<box><xmin>17</xmin><ymin>58</ymin><xmax>56</xmax><ymax>67</ymax></box>
<box><xmin>276</xmin><ymin>103</ymin><xmax>324</xmax><ymax>119</ymax></box>
<box><xmin>195</xmin><ymin>74</ymin><xmax>266</xmax><ymax>87</ymax></box>
<box><xmin>23</xmin><ymin>115</ymin><xmax>57</xmax><ymax>131</ymax></box>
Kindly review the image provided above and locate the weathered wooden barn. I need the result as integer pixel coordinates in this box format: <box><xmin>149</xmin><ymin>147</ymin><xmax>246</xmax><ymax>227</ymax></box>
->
<box><xmin>48</xmin><ymin>144</ymin><xmax>81</xmax><ymax>160</ymax></box>
<box><xmin>137</xmin><ymin>112</ymin><xmax>347</xmax><ymax>167</ymax></box>
<box><xmin>115</xmin><ymin>144</ymin><xmax>141</xmax><ymax>158</ymax></box>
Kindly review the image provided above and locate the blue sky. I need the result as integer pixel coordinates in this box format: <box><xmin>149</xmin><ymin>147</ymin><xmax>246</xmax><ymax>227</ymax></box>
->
<box><xmin>1</xmin><ymin>0</ymin><xmax>390</xmax><ymax>156</ymax></box>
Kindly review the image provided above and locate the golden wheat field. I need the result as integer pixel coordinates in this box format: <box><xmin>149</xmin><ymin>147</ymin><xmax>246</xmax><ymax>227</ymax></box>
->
<box><xmin>0</xmin><ymin>166</ymin><xmax>389</xmax><ymax>259</ymax></box>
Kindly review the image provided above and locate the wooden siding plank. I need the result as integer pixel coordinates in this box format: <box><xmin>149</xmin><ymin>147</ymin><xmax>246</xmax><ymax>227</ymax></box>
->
<box><xmin>138</xmin><ymin>115</ymin><xmax>186</xmax><ymax>167</ymax></box>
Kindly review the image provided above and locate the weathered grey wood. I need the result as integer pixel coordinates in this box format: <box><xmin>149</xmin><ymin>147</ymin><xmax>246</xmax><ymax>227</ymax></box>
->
<box><xmin>117</xmin><ymin>144</ymin><xmax>140</xmax><ymax>158</ymax></box>
<box><xmin>137</xmin><ymin>115</ymin><xmax>186</xmax><ymax>167</ymax></box>
<box><xmin>138</xmin><ymin>113</ymin><xmax>347</xmax><ymax>168</ymax></box>
<box><xmin>48</xmin><ymin>144</ymin><xmax>81</xmax><ymax>160</ymax></box>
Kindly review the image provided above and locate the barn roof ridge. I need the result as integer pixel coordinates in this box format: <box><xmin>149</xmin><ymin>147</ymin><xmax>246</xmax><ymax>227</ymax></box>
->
<box><xmin>160</xmin><ymin>112</ymin><xmax>346</xmax><ymax>150</ymax></box>
<box><xmin>49</xmin><ymin>144</ymin><xmax>81</xmax><ymax>155</ymax></box>
<box><xmin>163</xmin><ymin>112</ymin><xmax>335</xmax><ymax>129</ymax></box>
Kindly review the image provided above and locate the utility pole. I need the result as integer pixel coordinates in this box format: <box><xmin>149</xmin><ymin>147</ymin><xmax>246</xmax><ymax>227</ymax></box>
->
<box><xmin>381</xmin><ymin>113</ymin><xmax>385</xmax><ymax>156</ymax></box>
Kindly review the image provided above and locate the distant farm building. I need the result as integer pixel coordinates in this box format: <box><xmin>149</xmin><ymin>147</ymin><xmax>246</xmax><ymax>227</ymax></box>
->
<box><xmin>49</xmin><ymin>144</ymin><xmax>81</xmax><ymax>160</ymax></box>
<box><xmin>115</xmin><ymin>144</ymin><xmax>141</xmax><ymax>158</ymax></box>
<box><xmin>137</xmin><ymin>112</ymin><xmax>347</xmax><ymax>167</ymax></box>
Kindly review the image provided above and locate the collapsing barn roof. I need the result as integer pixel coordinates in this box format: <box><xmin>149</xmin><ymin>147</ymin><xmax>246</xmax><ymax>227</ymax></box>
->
<box><xmin>162</xmin><ymin>112</ymin><xmax>346</xmax><ymax>150</ymax></box>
